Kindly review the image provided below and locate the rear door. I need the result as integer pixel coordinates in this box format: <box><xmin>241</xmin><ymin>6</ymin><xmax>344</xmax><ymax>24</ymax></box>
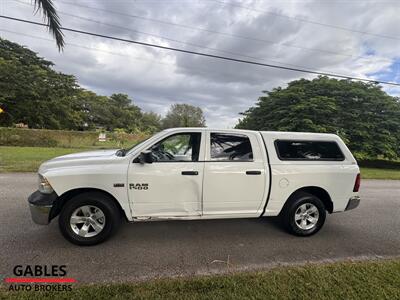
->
<box><xmin>202</xmin><ymin>131</ymin><xmax>268</xmax><ymax>216</ymax></box>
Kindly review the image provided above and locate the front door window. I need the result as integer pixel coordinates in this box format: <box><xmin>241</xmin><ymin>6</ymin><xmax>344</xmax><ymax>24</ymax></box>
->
<box><xmin>150</xmin><ymin>133</ymin><xmax>201</xmax><ymax>162</ymax></box>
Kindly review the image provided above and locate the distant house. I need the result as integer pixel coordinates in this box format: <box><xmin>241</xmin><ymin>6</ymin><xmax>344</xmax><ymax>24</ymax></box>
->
<box><xmin>15</xmin><ymin>123</ymin><xmax>28</xmax><ymax>128</ymax></box>
<box><xmin>98</xmin><ymin>132</ymin><xmax>107</xmax><ymax>142</ymax></box>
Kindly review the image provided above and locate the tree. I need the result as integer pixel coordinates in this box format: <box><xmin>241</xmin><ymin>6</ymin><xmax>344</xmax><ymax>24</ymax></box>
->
<box><xmin>110</xmin><ymin>93</ymin><xmax>131</xmax><ymax>109</ymax></box>
<box><xmin>0</xmin><ymin>38</ymin><xmax>163</xmax><ymax>133</ymax></box>
<box><xmin>140</xmin><ymin>112</ymin><xmax>162</xmax><ymax>133</ymax></box>
<box><xmin>236</xmin><ymin>76</ymin><xmax>400</xmax><ymax>160</ymax></box>
<box><xmin>108</xmin><ymin>94</ymin><xmax>143</xmax><ymax>131</ymax></box>
<box><xmin>33</xmin><ymin>0</ymin><xmax>64</xmax><ymax>51</ymax></box>
<box><xmin>74</xmin><ymin>92</ymin><xmax>145</xmax><ymax>132</ymax></box>
<box><xmin>162</xmin><ymin>104</ymin><xmax>206</xmax><ymax>129</ymax></box>
<box><xmin>0</xmin><ymin>38</ymin><xmax>80</xmax><ymax>129</ymax></box>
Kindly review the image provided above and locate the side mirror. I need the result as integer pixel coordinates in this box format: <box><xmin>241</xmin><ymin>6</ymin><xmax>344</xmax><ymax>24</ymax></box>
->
<box><xmin>139</xmin><ymin>150</ymin><xmax>153</xmax><ymax>164</ymax></box>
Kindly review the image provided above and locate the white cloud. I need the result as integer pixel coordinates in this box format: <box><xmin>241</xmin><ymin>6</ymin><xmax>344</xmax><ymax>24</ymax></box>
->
<box><xmin>0</xmin><ymin>0</ymin><xmax>399</xmax><ymax>128</ymax></box>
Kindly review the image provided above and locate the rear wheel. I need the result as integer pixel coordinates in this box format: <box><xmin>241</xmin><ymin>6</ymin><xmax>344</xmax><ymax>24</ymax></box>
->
<box><xmin>59</xmin><ymin>192</ymin><xmax>121</xmax><ymax>246</ymax></box>
<box><xmin>281</xmin><ymin>192</ymin><xmax>326</xmax><ymax>236</ymax></box>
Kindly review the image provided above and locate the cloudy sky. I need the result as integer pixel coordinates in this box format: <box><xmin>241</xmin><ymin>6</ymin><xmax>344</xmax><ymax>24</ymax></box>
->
<box><xmin>1</xmin><ymin>0</ymin><xmax>399</xmax><ymax>127</ymax></box>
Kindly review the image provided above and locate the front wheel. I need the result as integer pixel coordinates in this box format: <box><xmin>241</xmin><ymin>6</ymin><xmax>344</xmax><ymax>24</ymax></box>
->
<box><xmin>281</xmin><ymin>192</ymin><xmax>326</xmax><ymax>236</ymax></box>
<box><xmin>59</xmin><ymin>192</ymin><xmax>121</xmax><ymax>246</ymax></box>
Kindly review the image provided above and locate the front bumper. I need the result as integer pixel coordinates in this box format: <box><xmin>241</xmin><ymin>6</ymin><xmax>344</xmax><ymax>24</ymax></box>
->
<box><xmin>28</xmin><ymin>190</ymin><xmax>58</xmax><ymax>225</ymax></box>
<box><xmin>345</xmin><ymin>196</ymin><xmax>360</xmax><ymax>211</ymax></box>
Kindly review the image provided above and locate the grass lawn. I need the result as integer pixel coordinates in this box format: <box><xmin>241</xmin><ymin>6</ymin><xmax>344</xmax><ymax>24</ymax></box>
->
<box><xmin>361</xmin><ymin>167</ymin><xmax>400</xmax><ymax>180</ymax></box>
<box><xmin>1</xmin><ymin>259</ymin><xmax>399</xmax><ymax>299</ymax></box>
<box><xmin>0</xmin><ymin>146</ymin><xmax>399</xmax><ymax>180</ymax></box>
<box><xmin>0</xmin><ymin>146</ymin><xmax>92</xmax><ymax>172</ymax></box>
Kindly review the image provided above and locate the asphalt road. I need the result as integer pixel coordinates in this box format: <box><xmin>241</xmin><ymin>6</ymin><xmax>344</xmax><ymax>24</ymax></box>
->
<box><xmin>0</xmin><ymin>173</ymin><xmax>399</xmax><ymax>283</ymax></box>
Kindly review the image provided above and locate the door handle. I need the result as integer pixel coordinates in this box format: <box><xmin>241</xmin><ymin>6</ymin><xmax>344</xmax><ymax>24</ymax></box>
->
<box><xmin>181</xmin><ymin>171</ymin><xmax>198</xmax><ymax>176</ymax></box>
<box><xmin>246</xmin><ymin>170</ymin><xmax>261</xmax><ymax>175</ymax></box>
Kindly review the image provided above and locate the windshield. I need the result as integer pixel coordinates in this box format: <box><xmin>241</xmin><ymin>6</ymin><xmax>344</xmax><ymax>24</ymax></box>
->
<box><xmin>124</xmin><ymin>138</ymin><xmax>149</xmax><ymax>153</ymax></box>
<box><xmin>117</xmin><ymin>130</ymin><xmax>167</xmax><ymax>157</ymax></box>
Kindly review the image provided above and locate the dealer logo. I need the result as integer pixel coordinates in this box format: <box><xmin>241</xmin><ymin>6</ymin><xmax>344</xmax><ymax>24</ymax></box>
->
<box><xmin>4</xmin><ymin>265</ymin><xmax>76</xmax><ymax>292</ymax></box>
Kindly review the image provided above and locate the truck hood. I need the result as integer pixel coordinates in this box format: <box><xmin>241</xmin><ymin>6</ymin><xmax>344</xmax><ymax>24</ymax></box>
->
<box><xmin>38</xmin><ymin>149</ymin><xmax>119</xmax><ymax>174</ymax></box>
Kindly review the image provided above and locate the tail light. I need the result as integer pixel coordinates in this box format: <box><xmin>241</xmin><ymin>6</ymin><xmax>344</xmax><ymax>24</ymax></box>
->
<box><xmin>353</xmin><ymin>173</ymin><xmax>361</xmax><ymax>192</ymax></box>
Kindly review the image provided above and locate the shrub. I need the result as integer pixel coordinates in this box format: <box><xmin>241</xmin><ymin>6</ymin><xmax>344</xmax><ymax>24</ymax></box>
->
<box><xmin>0</xmin><ymin>127</ymin><xmax>148</xmax><ymax>149</ymax></box>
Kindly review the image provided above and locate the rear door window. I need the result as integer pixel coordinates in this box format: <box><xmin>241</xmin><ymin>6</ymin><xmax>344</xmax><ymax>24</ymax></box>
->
<box><xmin>275</xmin><ymin>140</ymin><xmax>344</xmax><ymax>161</ymax></box>
<box><xmin>210</xmin><ymin>133</ymin><xmax>253</xmax><ymax>161</ymax></box>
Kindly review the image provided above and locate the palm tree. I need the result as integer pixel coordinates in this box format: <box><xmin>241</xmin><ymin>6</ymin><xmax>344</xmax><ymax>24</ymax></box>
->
<box><xmin>34</xmin><ymin>0</ymin><xmax>64</xmax><ymax>51</ymax></box>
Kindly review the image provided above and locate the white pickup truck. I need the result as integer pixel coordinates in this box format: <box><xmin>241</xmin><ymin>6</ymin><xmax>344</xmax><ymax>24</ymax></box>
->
<box><xmin>28</xmin><ymin>128</ymin><xmax>361</xmax><ymax>245</ymax></box>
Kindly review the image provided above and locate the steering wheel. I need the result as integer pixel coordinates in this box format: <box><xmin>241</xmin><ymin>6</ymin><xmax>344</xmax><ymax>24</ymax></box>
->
<box><xmin>151</xmin><ymin>149</ymin><xmax>174</xmax><ymax>161</ymax></box>
<box><xmin>164</xmin><ymin>151</ymin><xmax>175</xmax><ymax>160</ymax></box>
<box><xmin>151</xmin><ymin>144</ymin><xmax>175</xmax><ymax>161</ymax></box>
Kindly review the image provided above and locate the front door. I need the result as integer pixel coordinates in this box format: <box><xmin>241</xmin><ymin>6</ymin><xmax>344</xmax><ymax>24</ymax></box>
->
<box><xmin>202</xmin><ymin>131</ymin><xmax>267</xmax><ymax>216</ymax></box>
<box><xmin>128</xmin><ymin>131</ymin><xmax>205</xmax><ymax>217</ymax></box>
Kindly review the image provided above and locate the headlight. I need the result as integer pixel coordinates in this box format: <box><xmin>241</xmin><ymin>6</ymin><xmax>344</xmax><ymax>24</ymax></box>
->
<box><xmin>38</xmin><ymin>174</ymin><xmax>54</xmax><ymax>194</ymax></box>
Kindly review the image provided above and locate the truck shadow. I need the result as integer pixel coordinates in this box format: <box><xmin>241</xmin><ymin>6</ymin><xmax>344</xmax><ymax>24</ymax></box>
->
<box><xmin>115</xmin><ymin>216</ymin><xmax>287</xmax><ymax>243</ymax></box>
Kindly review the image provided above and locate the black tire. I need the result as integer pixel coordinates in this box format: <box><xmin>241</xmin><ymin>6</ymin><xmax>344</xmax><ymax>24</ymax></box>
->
<box><xmin>281</xmin><ymin>192</ymin><xmax>326</xmax><ymax>236</ymax></box>
<box><xmin>58</xmin><ymin>192</ymin><xmax>121</xmax><ymax>246</ymax></box>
